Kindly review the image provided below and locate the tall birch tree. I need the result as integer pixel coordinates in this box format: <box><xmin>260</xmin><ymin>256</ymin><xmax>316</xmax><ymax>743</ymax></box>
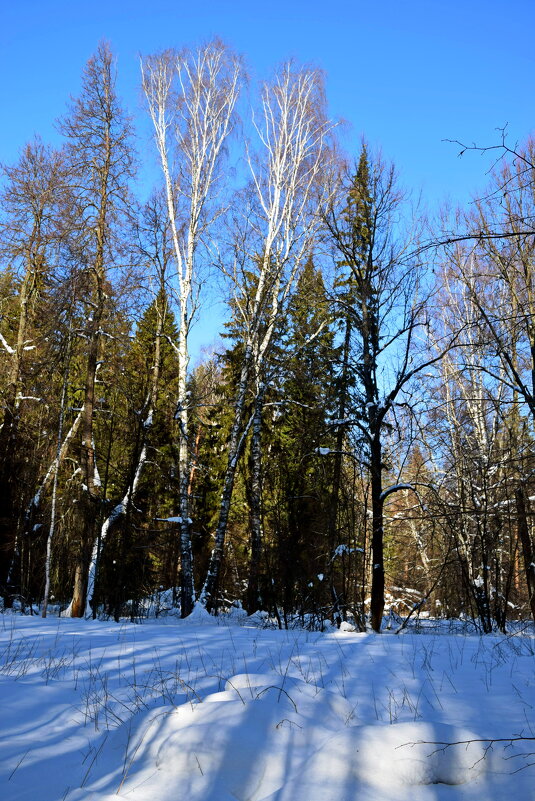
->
<box><xmin>141</xmin><ymin>41</ymin><xmax>242</xmax><ymax>616</ymax></box>
<box><xmin>442</xmin><ymin>147</ymin><xmax>535</xmax><ymax>624</ymax></box>
<box><xmin>199</xmin><ymin>63</ymin><xmax>337</xmax><ymax>610</ymax></box>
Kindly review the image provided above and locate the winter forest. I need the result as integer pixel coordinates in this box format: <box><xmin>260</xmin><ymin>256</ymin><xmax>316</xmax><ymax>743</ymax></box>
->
<box><xmin>1</xmin><ymin>37</ymin><xmax>535</xmax><ymax>637</ymax></box>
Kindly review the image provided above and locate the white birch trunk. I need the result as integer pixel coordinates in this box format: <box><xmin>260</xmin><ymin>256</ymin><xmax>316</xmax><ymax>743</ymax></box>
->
<box><xmin>84</xmin><ymin>444</ymin><xmax>148</xmax><ymax>617</ymax></box>
<box><xmin>141</xmin><ymin>42</ymin><xmax>242</xmax><ymax>617</ymax></box>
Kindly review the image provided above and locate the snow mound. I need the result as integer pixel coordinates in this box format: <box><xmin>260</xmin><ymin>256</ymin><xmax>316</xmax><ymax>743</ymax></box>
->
<box><xmin>268</xmin><ymin>721</ymin><xmax>486</xmax><ymax>801</ymax></box>
<box><xmin>154</xmin><ymin>686</ymin><xmax>306</xmax><ymax>801</ymax></box>
<box><xmin>184</xmin><ymin>601</ymin><xmax>217</xmax><ymax>624</ymax></box>
<box><xmin>148</xmin><ymin>673</ymin><xmax>357</xmax><ymax>800</ymax></box>
<box><xmin>341</xmin><ymin>721</ymin><xmax>485</xmax><ymax>787</ymax></box>
<box><xmin>138</xmin><ymin>690</ymin><xmax>484</xmax><ymax>801</ymax></box>
<box><xmin>246</xmin><ymin>609</ymin><xmax>272</xmax><ymax>626</ymax></box>
<box><xmin>224</xmin><ymin>602</ymin><xmax>248</xmax><ymax>620</ymax></box>
<box><xmin>224</xmin><ymin>672</ymin><xmax>356</xmax><ymax>725</ymax></box>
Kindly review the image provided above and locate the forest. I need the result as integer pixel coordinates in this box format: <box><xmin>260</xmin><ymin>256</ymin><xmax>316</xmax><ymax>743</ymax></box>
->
<box><xmin>1</xmin><ymin>38</ymin><xmax>535</xmax><ymax>634</ymax></box>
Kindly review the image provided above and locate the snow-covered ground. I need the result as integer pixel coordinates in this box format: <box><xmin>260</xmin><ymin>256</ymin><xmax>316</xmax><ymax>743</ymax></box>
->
<box><xmin>1</xmin><ymin>609</ymin><xmax>534</xmax><ymax>801</ymax></box>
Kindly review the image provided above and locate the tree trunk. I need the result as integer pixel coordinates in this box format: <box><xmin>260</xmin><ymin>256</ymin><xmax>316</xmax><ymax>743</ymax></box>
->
<box><xmin>326</xmin><ymin>315</ymin><xmax>351</xmax><ymax>625</ymax></box>
<box><xmin>246</xmin><ymin>382</ymin><xmax>266</xmax><ymax>614</ymax></box>
<box><xmin>516</xmin><ymin>486</ymin><xmax>535</xmax><ymax>624</ymax></box>
<box><xmin>42</xmin><ymin>335</ymin><xmax>71</xmax><ymax>617</ymax></box>
<box><xmin>177</xmin><ymin>334</ymin><xmax>194</xmax><ymax>617</ymax></box>
<box><xmin>370</xmin><ymin>435</ymin><xmax>385</xmax><ymax>632</ymax></box>
<box><xmin>199</xmin><ymin>349</ymin><xmax>254</xmax><ymax>610</ymax></box>
<box><xmin>69</xmin><ymin>299</ymin><xmax>103</xmax><ymax>617</ymax></box>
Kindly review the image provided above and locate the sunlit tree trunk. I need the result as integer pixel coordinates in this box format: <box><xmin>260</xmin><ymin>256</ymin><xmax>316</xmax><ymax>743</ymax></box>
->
<box><xmin>245</xmin><ymin>380</ymin><xmax>267</xmax><ymax>614</ymax></box>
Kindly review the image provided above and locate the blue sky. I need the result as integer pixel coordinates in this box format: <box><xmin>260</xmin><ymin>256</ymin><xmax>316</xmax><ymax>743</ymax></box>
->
<box><xmin>1</xmin><ymin>0</ymin><xmax>534</xmax><ymax>355</ymax></box>
<box><xmin>1</xmin><ymin>0</ymin><xmax>533</xmax><ymax>207</ymax></box>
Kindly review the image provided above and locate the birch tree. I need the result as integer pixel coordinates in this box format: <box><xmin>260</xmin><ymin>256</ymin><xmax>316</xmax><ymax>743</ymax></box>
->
<box><xmin>416</xmin><ymin>138</ymin><xmax>535</xmax><ymax>626</ymax></box>
<box><xmin>434</xmin><ymin>259</ymin><xmax>513</xmax><ymax>631</ymax></box>
<box><xmin>141</xmin><ymin>41</ymin><xmax>242</xmax><ymax>616</ymax></box>
<box><xmin>442</xmin><ymin>145</ymin><xmax>535</xmax><ymax>624</ymax></box>
<box><xmin>199</xmin><ymin>63</ymin><xmax>337</xmax><ymax>610</ymax></box>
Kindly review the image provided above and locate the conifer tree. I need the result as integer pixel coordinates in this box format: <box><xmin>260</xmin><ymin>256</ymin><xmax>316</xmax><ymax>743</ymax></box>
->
<box><xmin>263</xmin><ymin>258</ymin><xmax>338</xmax><ymax>618</ymax></box>
<box><xmin>85</xmin><ymin>290</ymin><xmax>180</xmax><ymax>616</ymax></box>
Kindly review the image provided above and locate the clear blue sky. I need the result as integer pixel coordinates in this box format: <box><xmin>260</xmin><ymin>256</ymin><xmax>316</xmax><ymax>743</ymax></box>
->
<box><xmin>1</xmin><ymin>0</ymin><xmax>534</xmax><ymax>354</ymax></box>
<box><xmin>1</xmin><ymin>0</ymin><xmax>533</xmax><ymax>206</ymax></box>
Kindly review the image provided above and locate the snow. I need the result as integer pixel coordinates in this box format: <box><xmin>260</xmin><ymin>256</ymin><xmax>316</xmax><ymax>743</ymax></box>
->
<box><xmin>1</xmin><ymin>614</ymin><xmax>535</xmax><ymax>801</ymax></box>
<box><xmin>380</xmin><ymin>483</ymin><xmax>415</xmax><ymax>502</ymax></box>
<box><xmin>0</xmin><ymin>332</ymin><xmax>15</xmax><ymax>354</ymax></box>
<box><xmin>332</xmin><ymin>544</ymin><xmax>365</xmax><ymax>558</ymax></box>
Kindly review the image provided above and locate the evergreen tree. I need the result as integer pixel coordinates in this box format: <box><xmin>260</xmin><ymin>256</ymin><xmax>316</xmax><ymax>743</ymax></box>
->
<box><xmin>261</xmin><ymin>258</ymin><xmax>338</xmax><ymax>619</ymax></box>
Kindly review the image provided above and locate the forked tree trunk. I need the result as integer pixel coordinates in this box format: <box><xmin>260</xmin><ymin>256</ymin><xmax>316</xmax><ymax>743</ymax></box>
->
<box><xmin>199</xmin><ymin>64</ymin><xmax>335</xmax><ymax>610</ymax></box>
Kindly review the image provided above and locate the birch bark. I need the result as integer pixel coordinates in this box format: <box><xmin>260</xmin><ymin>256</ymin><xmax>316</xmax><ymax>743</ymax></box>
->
<box><xmin>141</xmin><ymin>42</ymin><xmax>242</xmax><ymax>616</ymax></box>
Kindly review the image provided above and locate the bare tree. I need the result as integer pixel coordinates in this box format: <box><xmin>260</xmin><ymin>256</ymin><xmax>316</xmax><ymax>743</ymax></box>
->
<box><xmin>0</xmin><ymin>139</ymin><xmax>64</xmax><ymax>606</ymax></box>
<box><xmin>430</xmin><ymin>259</ymin><xmax>516</xmax><ymax>630</ymax></box>
<box><xmin>323</xmin><ymin>145</ymin><xmax>447</xmax><ymax>631</ymax></box>
<box><xmin>439</xmin><ymin>147</ymin><xmax>535</xmax><ymax>623</ymax></box>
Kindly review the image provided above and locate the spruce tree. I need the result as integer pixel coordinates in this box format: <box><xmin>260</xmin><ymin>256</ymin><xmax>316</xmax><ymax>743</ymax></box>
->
<box><xmin>264</xmin><ymin>258</ymin><xmax>338</xmax><ymax>619</ymax></box>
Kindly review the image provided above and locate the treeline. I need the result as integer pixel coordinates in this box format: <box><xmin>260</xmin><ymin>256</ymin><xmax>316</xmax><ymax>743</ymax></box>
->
<box><xmin>1</xmin><ymin>41</ymin><xmax>534</xmax><ymax>632</ymax></box>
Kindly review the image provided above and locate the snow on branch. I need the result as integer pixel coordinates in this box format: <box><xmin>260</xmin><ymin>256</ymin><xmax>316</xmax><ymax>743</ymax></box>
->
<box><xmin>0</xmin><ymin>332</ymin><xmax>14</xmax><ymax>354</ymax></box>
<box><xmin>380</xmin><ymin>483</ymin><xmax>416</xmax><ymax>502</ymax></box>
